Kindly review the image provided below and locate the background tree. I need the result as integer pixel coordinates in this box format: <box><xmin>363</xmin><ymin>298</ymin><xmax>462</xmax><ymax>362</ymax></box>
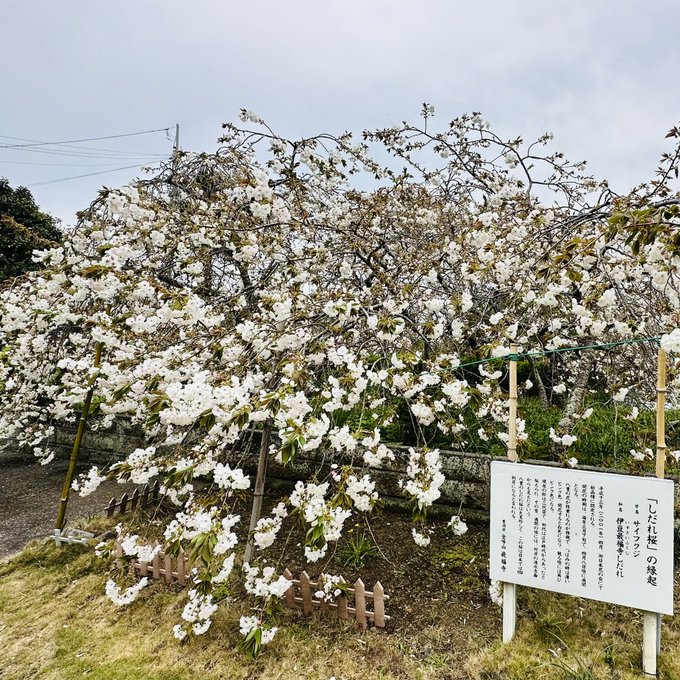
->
<box><xmin>0</xmin><ymin>178</ymin><xmax>62</xmax><ymax>282</ymax></box>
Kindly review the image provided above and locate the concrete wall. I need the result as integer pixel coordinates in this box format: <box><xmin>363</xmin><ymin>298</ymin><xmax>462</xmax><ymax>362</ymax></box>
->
<box><xmin>4</xmin><ymin>423</ymin><xmax>678</xmax><ymax>521</ymax></box>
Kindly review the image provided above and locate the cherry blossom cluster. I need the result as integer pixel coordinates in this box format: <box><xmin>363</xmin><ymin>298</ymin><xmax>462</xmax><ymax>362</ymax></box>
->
<box><xmin>173</xmin><ymin>589</ymin><xmax>219</xmax><ymax>640</ymax></box>
<box><xmin>314</xmin><ymin>573</ymin><xmax>347</xmax><ymax>603</ymax></box>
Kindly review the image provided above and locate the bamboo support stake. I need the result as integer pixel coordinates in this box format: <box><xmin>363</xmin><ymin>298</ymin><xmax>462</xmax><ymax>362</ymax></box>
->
<box><xmin>507</xmin><ymin>344</ymin><xmax>519</xmax><ymax>463</ymax></box>
<box><xmin>55</xmin><ymin>341</ymin><xmax>103</xmax><ymax>533</ymax></box>
<box><xmin>643</xmin><ymin>347</ymin><xmax>667</xmax><ymax>676</ymax></box>
<box><xmin>502</xmin><ymin>344</ymin><xmax>519</xmax><ymax>643</ymax></box>
<box><xmin>655</xmin><ymin>348</ymin><xmax>667</xmax><ymax>480</ymax></box>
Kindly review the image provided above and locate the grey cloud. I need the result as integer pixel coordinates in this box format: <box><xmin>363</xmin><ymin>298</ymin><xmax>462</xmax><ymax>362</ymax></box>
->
<box><xmin>2</xmin><ymin>0</ymin><xmax>679</xmax><ymax>224</ymax></box>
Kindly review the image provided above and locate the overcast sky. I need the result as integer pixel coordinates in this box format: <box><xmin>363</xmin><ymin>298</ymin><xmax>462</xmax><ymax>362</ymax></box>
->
<box><xmin>2</xmin><ymin>1</ymin><xmax>679</xmax><ymax>226</ymax></box>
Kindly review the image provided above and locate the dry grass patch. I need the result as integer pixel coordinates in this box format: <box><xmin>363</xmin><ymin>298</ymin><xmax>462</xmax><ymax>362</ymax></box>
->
<box><xmin>1</xmin><ymin>518</ymin><xmax>677</xmax><ymax>680</ymax></box>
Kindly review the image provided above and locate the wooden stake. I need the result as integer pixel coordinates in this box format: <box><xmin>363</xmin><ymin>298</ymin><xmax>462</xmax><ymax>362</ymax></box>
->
<box><xmin>243</xmin><ymin>421</ymin><xmax>272</xmax><ymax>564</ymax></box>
<box><xmin>642</xmin><ymin>347</ymin><xmax>667</xmax><ymax>677</ymax></box>
<box><xmin>55</xmin><ymin>342</ymin><xmax>103</xmax><ymax>533</ymax></box>
<box><xmin>502</xmin><ymin>344</ymin><xmax>519</xmax><ymax>644</ymax></box>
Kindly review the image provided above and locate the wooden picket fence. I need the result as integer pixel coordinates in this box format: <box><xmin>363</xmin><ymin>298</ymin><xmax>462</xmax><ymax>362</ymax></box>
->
<box><xmin>281</xmin><ymin>569</ymin><xmax>389</xmax><ymax>630</ymax></box>
<box><xmin>112</xmin><ymin>541</ymin><xmax>389</xmax><ymax>629</ymax></box>
<box><xmin>105</xmin><ymin>480</ymin><xmax>160</xmax><ymax>517</ymax></box>
<box><xmin>115</xmin><ymin>541</ymin><xmax>190</xmax><ymax>585</ymax></box>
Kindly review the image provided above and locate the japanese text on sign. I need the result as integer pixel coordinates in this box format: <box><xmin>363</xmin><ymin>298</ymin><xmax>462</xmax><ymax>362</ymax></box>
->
<box><xmin>490</xmin><ymin>461</ymin><xmax>674</xmax><ymax>614</ymax></box>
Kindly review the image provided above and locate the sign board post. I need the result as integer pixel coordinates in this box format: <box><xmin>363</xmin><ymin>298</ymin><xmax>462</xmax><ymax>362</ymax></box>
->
<box><xmin>494</xmin><ymin>343</ymin><xmax>674</xmax><ymax>676</ymax></box>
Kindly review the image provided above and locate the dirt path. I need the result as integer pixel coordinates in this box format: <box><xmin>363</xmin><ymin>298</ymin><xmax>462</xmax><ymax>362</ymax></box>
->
<box><xmin>0</xmin><ymin>450</ymin><xmax>133</xmax><ymax>559</ymax></box>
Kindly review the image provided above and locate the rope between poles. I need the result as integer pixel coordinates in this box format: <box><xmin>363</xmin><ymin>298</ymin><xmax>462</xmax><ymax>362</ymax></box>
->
<box><xmin>453</xmin><ymin>336</ymin><xmax>662</xmax><ymax>371</ymax></box>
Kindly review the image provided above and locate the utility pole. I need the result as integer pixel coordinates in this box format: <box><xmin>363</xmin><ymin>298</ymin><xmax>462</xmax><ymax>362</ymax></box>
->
<box><xmin>170</xmin><ymin>123</ymin><xmax>181</xmax><ymax>202</ymax></box>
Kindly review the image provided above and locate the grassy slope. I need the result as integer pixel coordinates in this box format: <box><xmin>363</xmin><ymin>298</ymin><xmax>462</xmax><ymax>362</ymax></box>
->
<box><xmin>1</xmin><ymin>529</ymin><xmax>679</xmax><ymax>680</ymax></box>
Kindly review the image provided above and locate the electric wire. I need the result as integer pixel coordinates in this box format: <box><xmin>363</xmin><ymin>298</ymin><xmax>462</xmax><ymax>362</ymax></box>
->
<box><xmin>0</xmin><ymin>127</ymin><xmax>172</xmax><ymax>149</ymax></box>
<box><xmin>0</xmin><ymin>158</ymin><xmax>163</xmax><ymax>167</ymax></box>
<box><xmin>28</xmin><ymin>162</ymin><xmax>158</xmax><ymax>187</ymax></box>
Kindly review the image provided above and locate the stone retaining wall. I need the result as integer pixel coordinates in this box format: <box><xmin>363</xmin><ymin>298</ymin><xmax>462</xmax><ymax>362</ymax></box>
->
<box><xmin>3</xmin><ymin>424</ymin><xmax>678</xmax><ymax>521</ymax></box>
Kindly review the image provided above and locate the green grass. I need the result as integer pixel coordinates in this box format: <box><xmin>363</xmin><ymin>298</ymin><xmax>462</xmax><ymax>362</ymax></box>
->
<box><xmin>0</xmin><ymin>539</ymin><xmax>450</xmax><ymax>680</ymax></box>
<box><xmin>2</xmin><ymin>533</ymin><xmax>678</xmax><ymax>679</ymax></box>
<box><xmin>466</xmin><ymin>586</ymin><xmax>680</xmax><ymax>680</ymax></box>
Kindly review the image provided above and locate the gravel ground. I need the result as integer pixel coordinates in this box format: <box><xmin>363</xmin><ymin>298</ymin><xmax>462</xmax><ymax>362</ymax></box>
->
<box><xmin>0</xmin><ymin>449</ymin><xmax>133</xmax><ymax>559</ymax></box>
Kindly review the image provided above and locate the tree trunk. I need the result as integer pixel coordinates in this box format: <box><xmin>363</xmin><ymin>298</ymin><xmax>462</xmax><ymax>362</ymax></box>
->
<box><xmin>558</xmin><ymin>354</ymin><xmax>595</xmax><ymax>430</ymax></box>
<box><xmin>243</xmin><ymin>421</ymin><xmax>272</xmax><ymax>564</ymax></box>
<box><xmin>532</xmin><ymin>360</ymin><xmax>549</xmax><ymax>408</ymax></box>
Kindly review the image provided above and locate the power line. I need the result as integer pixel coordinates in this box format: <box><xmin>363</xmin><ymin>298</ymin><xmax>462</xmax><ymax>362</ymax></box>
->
<box><xmin>28</xmin><ymin>162</ymin><xmax>156</xmax><ymax>187</ymax></box>
<box><xmin>0</xmin><ymin>137</ymin><xmax>169</xmax><ymax>161</ymax></box>
<box><xmin>0</xmin><ymin>136</ymin><xmax>169</xmax><ymax>158</ymax></box>
<box><xmin>0</xmin><ymin>127</ymin><xmax>172</xmax><ymax>150</ymax></box>
<box><xmin>0</xmin><ymin>158</ymin><xmax>163</xmax><ymax>167</ymax></box>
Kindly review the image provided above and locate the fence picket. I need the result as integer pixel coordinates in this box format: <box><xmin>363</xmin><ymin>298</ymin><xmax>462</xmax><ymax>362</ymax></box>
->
<box><xmin>164</xmin><ymin>553</ymin><xmax>173</xmax><ymax>583</ymax></box>
<box><xmin>103</xmin><ymin>481</ymin><xmax>163</xmax><ymax>517</ymax></box>
<box><xmin>354</xmin><ymin>579</ymin><xmax>367</xmax><ymax>630</ymax></box>
<box><xmin>337</xmin><ymin>577</ymin><xmax>348</xmax><ymax>619</ymax></box>
<box><xmin>373</xmin><ymin>581</ymin><xmax>385</xmax><ymax>627</ymax></box>
<box><xmin>114</xmin><ymin>544</ymin><xmax>388</xmax><ymax>629</ymax></box>
<box><xmin>177</xmin><ymin>549</ymin><xmax>187</xmax><ymax>585</ymax></box>
<box><xmin>141</xmin><ymin>483</ymin><xmax>150</xmax><ymax>507</ymax></box>
<box><xmin>283</xmin><ymin>569</ymin><xmax>296</xmax><ymax>608</ymax></box>
<box><xmin>317</xmin><ymin>576</ymin><xmax>328</xmax><ymax>613</ymax></box>
<box><xmin>152</xmin><ymin>551</ymin><xmax>161</xmax><ymax>580</ymax></box>
<box><xmin>300</xmin><ymin>571</ymin><xmax>313</xmax><ymax>614</ymax></box>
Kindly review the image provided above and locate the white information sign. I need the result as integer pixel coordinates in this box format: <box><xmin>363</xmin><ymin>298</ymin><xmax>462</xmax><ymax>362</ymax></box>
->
<box><xmin>490</xmin><ymin>461</ymin><xmax>675</xmax><ymax>615</ymax></box>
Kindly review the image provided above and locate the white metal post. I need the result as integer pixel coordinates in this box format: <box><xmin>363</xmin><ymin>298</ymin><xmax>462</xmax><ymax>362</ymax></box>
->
<box><xmin>502</xmin><ymin>345</ymin><xmax>519</xmax><ymax>643</ymax></box>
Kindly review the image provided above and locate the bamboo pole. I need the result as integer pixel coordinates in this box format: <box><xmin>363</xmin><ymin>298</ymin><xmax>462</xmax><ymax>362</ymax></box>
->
<box><xmin>507</xmin><ymin>345</ymin><xmax>519</xmax><ymax>463</ymax></box>
<box><xmin>655</xmin><ymin>348</ymin><xmax>667</xmax><ymax>480</ymax></box>
<box><xmin>503</xmin><ymin>344</ymin><xmax>519</xmax><ymax>643</ymax></box>
<box><xmin>55</xmin><ymin>341</ymin><xmax>103</xmax><ymax>534</ymax></box>
<box><xmin>642</xmin><ymin>347</ymin><xmax>667</xmax><ymax>677</ymax></box>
